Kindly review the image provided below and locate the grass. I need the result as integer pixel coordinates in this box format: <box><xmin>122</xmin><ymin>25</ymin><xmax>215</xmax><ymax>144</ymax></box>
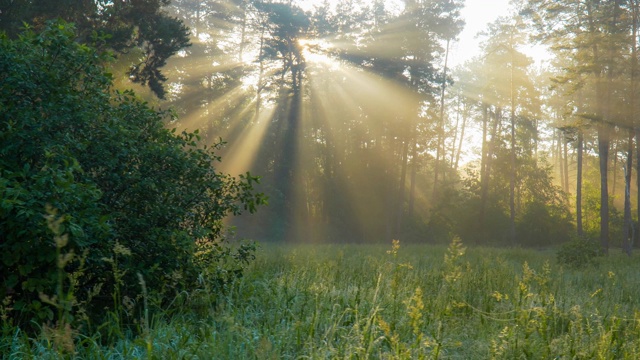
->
<box><xmin>4</xmin><ymin>239</ymin><xmax>640</xmax><ymax>359</ymax></box>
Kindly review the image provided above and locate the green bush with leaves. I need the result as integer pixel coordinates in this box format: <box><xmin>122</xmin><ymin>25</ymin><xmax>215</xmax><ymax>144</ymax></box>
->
<box><xmin>556</xmin><ymin>236</ymin><xmax>603</xmax><ymax>269</ymax></box>
<box><xmin>0</xmin><ymin>21</ymin><xmax>265</xmax><ymax>328</ymax></box>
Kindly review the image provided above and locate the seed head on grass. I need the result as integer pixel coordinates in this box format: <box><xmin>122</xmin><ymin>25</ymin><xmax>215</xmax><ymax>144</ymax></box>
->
<box><xmin>39</xmin><ymin>206</ymin><xmax>85</xmax><ymax>355</ymax></box>
<box><xmin>444</xmin><ymin>237</ymin><xmax>466</xmax><ymax>285</ymax></box>
<box><xmin>43</xmin><ymin>322</ymin><xmax>76</xmax><ymax>354</ymax></box>
<box><xmin>404</xmin><ymin>287</ymin><xmax>425</xmax><ymax>344</ymax></box>
<box><xmin>0</xmin><ymin>296</ymin><xmax>13</xmax><ymax>323</ymax></box>
<box><xmin>387</xmin><ymin>239</ymin><xmax>400</xmax><ymax>257</ymax></box>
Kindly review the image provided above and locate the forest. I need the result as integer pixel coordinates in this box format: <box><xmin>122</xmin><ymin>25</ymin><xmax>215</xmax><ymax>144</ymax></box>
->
<box><xmin>3</xmin><ymin>0</ymin><xmax>640</xmax><ymax>358</ymax></box>
<box><xmin>150</xmin><ymin>0</ymin><xmax>639</xmax><ymax>252</ymax></box>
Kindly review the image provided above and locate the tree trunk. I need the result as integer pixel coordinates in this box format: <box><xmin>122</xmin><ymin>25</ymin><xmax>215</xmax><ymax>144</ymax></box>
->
<box><xmin>577</xmin><ymin>131</ymin><xmax>584</xmax><ymax>237</ymax></box>
<box><xmin>433</xmin><ymin>39</ymin><xmax>450</xmax><ymax>198</ymax></box>
<box><xmin>480</xmin><ymin>106</ymin><xmax>500</xmax><ymax>244</ymax></box>
<box><xmin>586</xmin><ymin>0</ymin><xmax>610</xmax><ymax>253</ymax></box>
<box><xmin>612</xmin><ymin>140</ymin><xmax>618</xmax><ymax>198</ymax></box>
<box><xmin>557</xmin><ymin>130</ymin><xmax>565</xmax><ymax>192</ymax></box>
<box><xmin>598</xmin><ymin>125</ymin><xmax>610</xmax><ymax>253</ymax></box>
<box><xmin>395</xmin><ymin>138</ymin><xmax>409</xmax><ymax>237</ymax></box>
<box><xmin>450</xmin><ymin>92</ymin><xmax>461</xmax><ymax>168</ymax></box>
<box><xmin>632</xmin><ymin>0</ymin><xmax>640</xmax><ymax>246</ymax></box>
<box><xmin>623</xmin><ymin>132</ymin><xmax>633</xmax><ymax>256</ymax></box>
<box><xmin>636</xmin><ymin>129</ymin><xmax>640</xmax><ymax>246</ymax></box>
<box><xmin>408</xmin><ymin>140</ymin><xmax>418</xmax><ymax>218</ymax></box>
<box><xmin>255</xmin><ymin>24</ymin><xmax>266</xmax><ymax>117</ymax></box>
<box><xmin>479</xmin><ymin>103</ymin><xmax>489</xmax><ymax>245</ymax></box>
<box><xmin>454</xmin><ymin>100</ymin><xmax>468</xmax><ymax>171</ymax></box>
<box><xmin>509</xmin><ymin>51</ymin><xmax>516</xmax><ymax>245</ymax></box>
<box><xmin>634</xmin><ymin>128</ymin><xmax>640</xmax><ymax>248</ymax></box>
<box><xmin>239</xmin><ymin>0</ymin><xmax>248</xmax><ymax>63</ymax></box>
<box><xmin>563</xmin><ymin>135</ymin><xmax>569</xmax><ymax>193</ymax></box>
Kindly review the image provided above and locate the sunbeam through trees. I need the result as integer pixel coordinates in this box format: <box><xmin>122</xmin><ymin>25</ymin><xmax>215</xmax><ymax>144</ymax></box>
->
<box><xmin>4</xmin><ymin>0</ymin><xmax>640</xmax><ymax>357</ymax></box>
<box><xmin>157</xmin><ymin>0</ymin><xmax>577</xmax><ymax>247</ymax></box>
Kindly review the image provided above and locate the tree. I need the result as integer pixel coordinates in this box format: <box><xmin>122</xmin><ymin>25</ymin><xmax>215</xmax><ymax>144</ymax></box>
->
<box><xmin>522</xmin><ymin>0</ymin><xmax>632</xmax><ymax>253</ymax></box>
<box><xmin>482</xmin><ymin>16</ymin><xmax>536</xmax><ymax>244</ymax></box>
<box><xmin>0</xmin><ymin>0</ymin><xmax>191</xmax><ymax>98</ymax></box>
<box><xmin>359</xmin><ymin>0</ymin><xmax>464</xmax><ymax>238</ymax></box>
<box><xmin>156</xmin><ymin>0</ymin><xmax>580</xmax><ymax>247</ymax></box>
<box><xmin>0</xmin><ymin>21</ymin><xmax>264</xmax><ymax>328</ymax></box>
<box><xmin>457</xmin><ymin>14</ymin><xmax>540</xmax><ymax>245</ymax></box>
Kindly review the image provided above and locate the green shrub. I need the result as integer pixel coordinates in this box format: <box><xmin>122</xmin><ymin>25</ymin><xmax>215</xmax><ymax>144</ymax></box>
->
<box><xmin>517</xmin><ymin>200</ymin><xmax>573</xmax><ymax>247</ymax></box>
<box><xmin>0</xmin><ymin>21</ymin><xmax>265</xmax><ymax>329</ymax></box>
<box><xmin>556</xmin><ymin>236</ymin><xmax>603</xmax><ymax>268</ymax></box>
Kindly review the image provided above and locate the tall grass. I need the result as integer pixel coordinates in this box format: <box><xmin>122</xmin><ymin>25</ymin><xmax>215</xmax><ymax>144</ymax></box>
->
<box><xmin>4</xmin><ymin>240</ymin><xmax>640</xmax><ymax>358</ymax></box>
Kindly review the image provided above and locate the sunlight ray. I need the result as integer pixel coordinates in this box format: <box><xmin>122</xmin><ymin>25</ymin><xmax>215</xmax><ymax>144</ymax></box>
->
<box><xmin>299</xmin><ymin>55</ymin><xmax>427</xmax><ymax>241</ymax></box>
<box><xmin>176</xmin><ymin>84</ymin><xmax>249</xmax><ymax>132</ymax></box>
<box><xmin>302</xmin><ymin>79</ymin><xmax>373</xmax><ymax>241</ymax></box>
<box><xmin>219</xmin><ymin>106</ymin><xmax>275</xmax><ymax>176</ymax></box>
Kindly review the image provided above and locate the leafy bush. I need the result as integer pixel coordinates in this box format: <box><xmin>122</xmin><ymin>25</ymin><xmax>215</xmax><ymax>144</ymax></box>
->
<box><xmin>517</xmin><ymin>200</ymin><xmax>573</xmax><ymax>247</ymax></box>
<box><xmin>0</xmin><ymin>21</ymin><xmax>265</xmax><ymax>329</ymax></box>
<box><xmin>556</xmin><ymin>236</ymin><xmax>603</xmax><ymax>269</ymax></box>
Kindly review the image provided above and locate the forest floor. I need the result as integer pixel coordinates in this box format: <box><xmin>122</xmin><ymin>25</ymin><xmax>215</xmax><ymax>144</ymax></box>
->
<box><xmin>4</xmin><ymin>240</ymin><xmax>640</xmax><ymax>359</ymax></box>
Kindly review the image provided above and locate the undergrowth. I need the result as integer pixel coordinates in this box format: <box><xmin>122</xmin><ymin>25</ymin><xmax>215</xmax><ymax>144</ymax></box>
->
<box><xmin>3</xmin><ymin>239</ymin><xmax>640</xmax><ymax>358</ymax></box>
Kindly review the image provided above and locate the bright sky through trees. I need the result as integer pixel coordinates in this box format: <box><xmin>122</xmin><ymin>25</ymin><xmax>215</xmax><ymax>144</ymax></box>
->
<box><xmin>299</xmin><ymin>0</ymin><xmax>505</xmax><ymax>68</ymax></box>
<box><xmin>451</xmin><ymin>0</ymin><xmax>551</xmax><ymax>67</ymax></box>
<box><xmin>296</xmin><ymin>0</ymin><xmax>548</xmax><ymax>67</ymax></box>
<box><xmin>450</xmin><ymin>0</ymin><xmax>511</xmax><ymax>67</ymax></box>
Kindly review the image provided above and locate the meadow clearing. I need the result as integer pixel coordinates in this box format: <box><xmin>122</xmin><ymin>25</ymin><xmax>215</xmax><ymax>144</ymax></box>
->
<box><xmin>4</xmin><ymin>239</ymin><xmax>640</xmax><ymax>359</ymax></box>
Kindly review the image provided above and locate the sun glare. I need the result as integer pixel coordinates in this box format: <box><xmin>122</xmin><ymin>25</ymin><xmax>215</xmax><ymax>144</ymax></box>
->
<box><xmin>299</xmin><ymin>38</ymin><xmax>340</xmax><ymax>69</ymax></box>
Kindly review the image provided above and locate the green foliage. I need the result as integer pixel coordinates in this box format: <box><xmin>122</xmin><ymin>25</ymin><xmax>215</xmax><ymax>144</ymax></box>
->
<box><xmin>557</xmin><ymin>236</ymin><xmax>604</xmax><ymax>269</ymax></box>
<box><xmin>0</xmin><ymin>21</ymin><xmax>264</xmax><ymax>329</ymax></box>
<box><xmin>457</xmin><ymin>157</ymin><xmax>573</xmax><ymax>246</ymax></box>
<box><xmin>517</xmin><ymin>200</ymin><xmax>573</xmax><ymax>247</ymax></box>
<box><xmin>581</xmin><ymin>177</ymin><xmax>625</xmax><ymax>247</ymax></box>
<box><xmin>0</xmin><ymin>0</ymin><xmax>191</xmax><ymax>98</ymax></box>
<box><xmin>127</xmin><ymin>14</ymin><xmax>191</xmax><ymax>98</ymax></box>
<box><xmin>4</xmin><ymin>244</ymin><xmax>640</xmax><ymax>358</ymax></box>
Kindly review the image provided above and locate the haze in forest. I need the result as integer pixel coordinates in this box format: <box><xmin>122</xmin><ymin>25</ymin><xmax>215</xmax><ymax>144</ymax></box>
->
<box><xmin>2</xmin><ymin>0</ymin><xmax>638</xmax><ymax>255</ymax></box>
<box><xmin>162</xmin><ymin>0</ymin><xmax>639</xmax><ymax>253</ymax></box>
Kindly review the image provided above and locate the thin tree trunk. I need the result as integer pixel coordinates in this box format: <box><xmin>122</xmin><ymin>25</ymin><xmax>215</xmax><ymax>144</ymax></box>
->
<box><xmin>194</xmin><ymin>2</ymin><xmax>200</xmax><ymax>38</ymax></box>
<box><xmin>577</xmin><ymin>132</ymin><xmax>584</xmax><ymax>237</ymax></box>
<box><xmin>623</xmin><ymin>132</ymin><xmax>633</xmax><ymax>256</ymax></box>
<box><xmin>612</xmin><ymin>140</ymin><xmax>618</xmax><ymax>198</ymax></box>
<box><xmin>557</xmin><ymin>130</ymin><xmax>565</xmax><ymax>192</ymax></box>
<box><xmin>481</xmin><ymin>106</ymin><xmax>500</xmax><ymax>244</ymax></box>
<box><xmin>586</xmin><ymin>0</ymin><xmax>609</xmax><ymax>253</ymax></box>
<box><xmin>433</xmin><ymin>39</ymin><xmax>450</xmax><ymax>198</ymax></box>
<box><xmin>479</xmin><ymin>103</ymin><xmax>489</xmax><ymax>245</ymax></box>
<box><xmin>255</xmin><ymin>23</ymin><xmax>266</xmax><ymax>118</ymax></box>
<box><xmin>563</xmin><ymin>136</ymin><xmax>569</xmax><ymax>193</ymax></box>
<box><xmin>239</xmin><ymin>0</ymin><xmax>247</xmax><ymax>63</ymax></box>
<box><xmin>533</xmin><ymin>117</ymin><xmax>539</xmax><ymax>158</ymax></box>
<box><xmin>454</xmin><ymin>101</ymin><xmax>468</xmax><ymax>171</ymax></box>
<box><xmin>598</xmin><ymin>126</ymin><xmax>611</xmax><ymax>253</ymax></box>
<box><xmin>408</xmin><ymin>140</ymin><xmax>418</xmax><ymax>218</ymax></box>
<box><xmin>450</xmin><ymin>92</ymin><xmax>461</xmax><ymax>168</ymax></box>
<box><xmin>395</xmin><ymin>138</ymin><xmax>409</xmax><ymax>237</ymax></box>
<box><xmin>509</xmin><ymin>50</ymin><xmax>516</xmax><ymax>245</ymax></box>
<box><xmin>632</xmin><ymin>0</ymin><xmax>640</xmax><ymax>247</ymax></box>
<box><xmin>480</xmin><ymin>103</ymin><xmax>489</xmax><ymax>188</ymax></box>
<box><xmin>636</xmin><ymin>129</ymin><xmax>640</xmax><ymax>246</ymax></box>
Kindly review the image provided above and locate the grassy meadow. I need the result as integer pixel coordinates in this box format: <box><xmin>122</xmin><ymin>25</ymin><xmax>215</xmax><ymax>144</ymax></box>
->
<box><xmin>4</xmin><ymin>239</ymin><xmax>640</xmax><ymax>359</ymax></box>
